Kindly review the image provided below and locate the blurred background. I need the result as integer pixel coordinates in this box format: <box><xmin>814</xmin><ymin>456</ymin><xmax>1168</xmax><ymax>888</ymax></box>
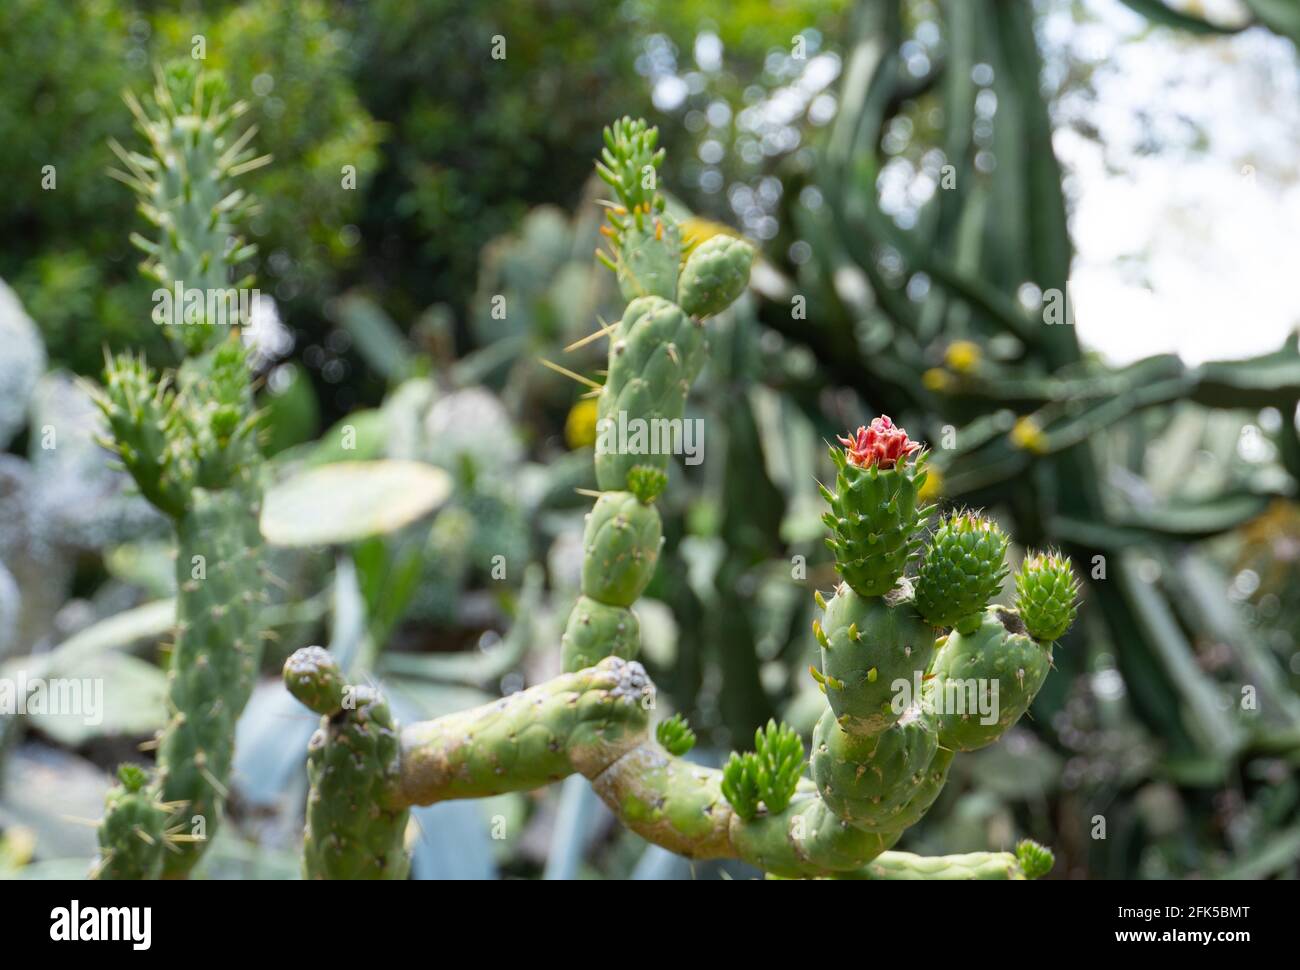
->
<box><xmin>2</xmin><ymin>0</ymin><xmax>1299</xmax><ymax>879</ymax></box>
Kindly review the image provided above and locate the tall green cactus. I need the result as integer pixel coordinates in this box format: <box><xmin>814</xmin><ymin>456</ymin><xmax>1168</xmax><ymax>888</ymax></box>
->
<box><xmin>92</xmin><ymin>62</ymin><xmax>270</xmax><ymax>880</ymax></box>
<box><xmin>282</xmin><ymin>119</ymin><xmax>1072</xmax><ymax>880</ymax></box>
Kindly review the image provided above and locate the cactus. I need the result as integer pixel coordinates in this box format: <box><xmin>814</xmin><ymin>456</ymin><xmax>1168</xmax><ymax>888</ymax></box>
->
<box><xmin>91</xmin><ymin>62</ymin><xmax>270</xmax><ymax>880</ymax></box>
<box><xmin>281</xmin><ymin>120</ymin><xmax>1075</xmax><ymax>881</ymax></box>
<box><xmin>284</xmin><ymin>647</ymin><xmax>409</xmax><ymax>880</ymax></box>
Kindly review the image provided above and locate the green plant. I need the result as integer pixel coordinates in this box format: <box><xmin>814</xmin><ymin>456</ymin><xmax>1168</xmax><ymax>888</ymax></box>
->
<box><xmin>282</xmin><ymin>118</ymin><xmax>1073</xmax><ymax>879</ymax></box>
<box><xmin>91</xmin><ymin>62</ymin><xmax>269</xmax><ymax>880</ymax></box>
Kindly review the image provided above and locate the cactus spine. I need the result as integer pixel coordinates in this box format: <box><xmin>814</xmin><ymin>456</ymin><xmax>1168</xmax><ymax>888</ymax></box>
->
<box><xmin>281</xmin><ymin>120</ymin><xmax>1072</xmax><ymax>881</ymax></box>
<box><xmin>92</xmin><ymin>63</ymin><xmax>270</xmax><ymax>880</ymax></box>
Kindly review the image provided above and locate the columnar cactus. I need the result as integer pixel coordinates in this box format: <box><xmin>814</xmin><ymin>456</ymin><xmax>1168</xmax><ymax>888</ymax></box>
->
<box><xmin>282</xmin><ymin>120</ymin><xmax>1075</xmax><ymax>881</ymax></box>
<box><xmin>92</xmin><ymin>62</ymin><xmax>270</xmax><ymax>880</ymax></box>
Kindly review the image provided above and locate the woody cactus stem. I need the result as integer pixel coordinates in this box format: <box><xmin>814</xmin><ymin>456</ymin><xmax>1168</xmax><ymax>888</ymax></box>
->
<box><xmin>92</xmin><ymin>62</ymin><xmax>270</xmax><ymax>880</ymax></box>
<box><xmin>284</xmin><ymin>122</ymin><xmax>1072</xmax><ymax>880</ymax></box>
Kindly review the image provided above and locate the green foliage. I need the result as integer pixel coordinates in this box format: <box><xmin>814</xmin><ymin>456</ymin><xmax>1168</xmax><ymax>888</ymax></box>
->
<box><xmin>655</xmin><ymin>713</ymin><xmax>696</xmax><ymax>756</ymax></box>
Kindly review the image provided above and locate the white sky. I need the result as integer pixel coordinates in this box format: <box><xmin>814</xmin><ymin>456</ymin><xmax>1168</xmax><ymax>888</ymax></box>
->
<box><xmin>1044</xmin><ymin>0</ymin><xmax>1300</xmax><ymax>365</ymax></box>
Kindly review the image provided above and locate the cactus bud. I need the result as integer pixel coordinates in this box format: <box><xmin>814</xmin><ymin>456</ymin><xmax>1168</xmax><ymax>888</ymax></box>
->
<box><xmin>1014</xmin><ymin>551</ymin><xmax>1080</xmax><ymax>642</ymax></box>
<box><xmin>914</xmin><ymin>511</ymin><xmax>1010</xmax><ymax>634</ymax></box>
<box><xmin>655</xmin><ymin>713</ymin><xmax>697</xmax><ymax>756</ymax></box>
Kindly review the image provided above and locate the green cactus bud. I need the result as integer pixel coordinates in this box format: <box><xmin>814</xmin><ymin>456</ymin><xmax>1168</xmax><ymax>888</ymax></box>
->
<box><xmin>676</xmin><ymin>234</ymin><xmax>754</xmax><ymax>317</ymax></box>
<box><xmin>817</xmin><ymin>583</ymin><xmax>934</xmax><ymax>736</ymax></box>
<box><xmin>594</xmin><ymin>296</ymin><xmax>706</xmax><ymax>492</ymax></box>
<box><xmin>720</xmin><ymin>751</ymin><xmax>762</xmax><ymax>821</ymax></box>
<box><xmin>301</xmin><ymin>684</ymin><xmax>410</xmax><ymax>880</ymax></box>
<box><xmin>924</xmin><ymin>607</ymin><xmax>1051</xmax><ymax>752</ymax></box>
<box><xmin>720</xmin><ymin>720</ymin><xmax>805</xmax><ymax>819</ymax></box>
<box><xmin>1015</xmin><ymin>839</ymin><xmax>1056</xmax><ymax>879</ymax></box>
<box><xmin>93</xmin><ymin>766</ymin><xmax>167</xmax><ymax>880</ymax></box>
<box><xmin>94</xmin><ymin>352</ymin><xmax>187</xmax><ymax>517</ymax></box>
<box><xmin>655</xmin><ymin>713</ymin><xmax>697</xmax><ymax>756</ymax></box>
<box><xmin>750</xmin><ymin>719</ymin><xmax>805</xmax><ymax>815</ymax></box>
<box><xmin>821</xmin><ymin>418</ymin><xmax>929</xmax><ymax>597</ymax></box>
<box><xmin>595</xmin><ymin>117</ymin><xmax>667</xmax><ymax>215</ymax></box>
<box><xmin>1014</xmin><ymin>551</ymin><xmax>1080</xmax><ymax>642</ymax></box>
<box><xmin>561</xmin><ymin>596</ymin><xmax>641</xmax><ymax>672</ymax></box>
<box><xmin>913</xmin><ymin>511</ymin><xmax>1010</xmax><ymax>634</ymax></box>
<box><xmin>811</xmin><ymin>705</ymin><xmax>938</xmax><ymax>832</ymax></box>
<box><xmin>579</xmin><ymin>491</ymin><xmax>663</xmax><ymax>607</ymax></box>
<box><xmin>283</xmin><ymin>646</ymin><xmax>347</xmax><ymax>716</ymax></box>
<box><xmin>626</xmin><ymin>464</ymin><xmax>668</xmax><ymax>504</ymax></box>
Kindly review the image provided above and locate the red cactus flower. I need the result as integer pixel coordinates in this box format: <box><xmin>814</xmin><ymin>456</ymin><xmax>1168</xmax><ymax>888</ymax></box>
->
<box><xmin>838</xmin><ymin>415</ymin><xmax>922</xmax><ymax>469</ymax></box>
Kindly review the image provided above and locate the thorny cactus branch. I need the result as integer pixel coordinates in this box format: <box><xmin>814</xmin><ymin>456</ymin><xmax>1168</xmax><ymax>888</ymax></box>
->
<box><xmin>92</xmin><ymin>62</ymin><xmax>269</xmax><ymax>880</ymax></box>
<box><xmin>283</xmin><ymin>118</ymin><xmax>1074</xmax><ymax>880</ymax></box>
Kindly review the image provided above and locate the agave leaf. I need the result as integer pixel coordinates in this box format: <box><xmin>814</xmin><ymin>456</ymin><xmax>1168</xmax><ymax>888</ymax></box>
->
<box><xmin>260</xmin><ymin>460</ymin><xmax>452</xmax><ymax>546</ymax></box>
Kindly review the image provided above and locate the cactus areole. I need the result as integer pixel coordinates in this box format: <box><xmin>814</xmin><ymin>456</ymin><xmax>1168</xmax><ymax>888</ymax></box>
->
<box><xmin>278</xmin><ymin>118</ymin><xmax>1078</xmax><ymax>880</ymax></box>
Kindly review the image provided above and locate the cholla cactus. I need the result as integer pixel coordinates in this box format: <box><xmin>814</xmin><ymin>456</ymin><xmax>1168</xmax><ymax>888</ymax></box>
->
<box><xmin>281</xmin><ymin>120</ymin><xmax>1072</xmax><ymax>881</ymax></box>
<box><xmin>92</xmin><ymin>62</ymin><xmax>269</xmax><ymax>880</ymax></box>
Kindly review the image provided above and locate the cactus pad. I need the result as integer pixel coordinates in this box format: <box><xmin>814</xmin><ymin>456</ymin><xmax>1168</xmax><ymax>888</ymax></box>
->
<box><xmin>925</xmin><ymin>608</ymin><xmax>1051</xmax><ymax>751</ymax></box>
<box><xmin>677</xmin><ymin>234</ymin><xmax>755</xmax><ymax>318</ymax></box>
<box><xmin>561</xmin><ymin>596</ymin><xmax>641</xmax><ymax>672</ymax></box>
<box><xmin>815</xmin><ymin>583</ymin><xmax>933</xmax><ymax>736</ymax></box>
<box><xmin>579</xmin><ymin>491</ymin><xmax>663</xmax><ymax>607</ymax></box>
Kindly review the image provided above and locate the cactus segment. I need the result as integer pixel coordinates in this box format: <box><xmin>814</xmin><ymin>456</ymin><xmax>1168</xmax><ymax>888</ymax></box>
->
<box><xmin>291</xmin><ymin>651</ymin><xmax>409</xmax><ymax>880</ymax></box>
<box><xmin>840</xmin><ymin>848</ymin><xmax>1032</xmax><ymax>880</ymax></box>
<box><xmin>593</xmin><ymin>296</ymin><xmax>706</xmax><ymax>491</ymax></box>
<box><xmin>727</xmin><ymin>797</ymin><xmax>901</xmax><ymax>878</ymax></box>
<box><xmin>561</xmin><ymin>596</ymin><xmax>641</xmax><ymax>672</ymax></box>
<box><xmin>93</xmin><ymin>62</ymin><xmax>269</xmax><ymax>881</ymax></box>
<box><xmin>676</xmin><ymin>234</ymin><xmax>755</xmax><ymax>318</ymax></box>
<box><xmin>811</xmin><ymin>705</ymin><xmax>939</xmax><ymax>832</ymax></box>
<box><xmin>889</xmin><ymin>746</ymin><xmax>954</xmax><ymax>831</ymax></box>
<box><xmin>94</xmin><ymin>766</ymin><xmax>167</xmax><ymax>881</ymax></box>
<box><xmin>283</xmin><ymin>645</ymin><xmax>348</xmax><ymax>716</ymax></box>
<box><xmin>579</xmin><ymin>491</ymin><xmax>663</xmax><ymax>607</ymax></box>
<box><xmin>1014</xmin><ymin>551</ymin><xmax>1080</xmax><ymax>643</ymax></box>
<box><xmin>154</xmin><ymin>486</ymin><xmax>267</xmax><ymax>877</ymax></box>
<box><xmin>821</xmin><ymin>428</ymin><xmax>930</xmax><ymax>597</ymax></box>
<box><xmin>112</xmin><ymin>61</ymin><xmax>267</xmax><ymax>356</ymax></box>
<box><xmin>399</xmin><ymin>658</ymin><xmax>652</xmax><ymax>806</ymax></box>
<box><xmin>616</xmin><ymin>216</ymin><xmax>681</xmax><ymax>302</ymax></box>
<box><xmin>925</xmin><ymin>607</ymin><xmax>1051</xmax><ymax>752</ymax></box>
<box><xmin>817</xmin><ymin>583</ymin><xmax>934</xmax><ymax>736</ymax></box>
<box><xmin>913</xmin><ymin>511</ymin><xmax>1010</xmax><ymax>634</ymax></box>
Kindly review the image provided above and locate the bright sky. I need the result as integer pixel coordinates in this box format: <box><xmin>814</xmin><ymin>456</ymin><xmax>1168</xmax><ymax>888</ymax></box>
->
<box><xmin>1044</xmin><ymin>0</ymin><xmax>1300</xmax><ymax>366</ymax></box>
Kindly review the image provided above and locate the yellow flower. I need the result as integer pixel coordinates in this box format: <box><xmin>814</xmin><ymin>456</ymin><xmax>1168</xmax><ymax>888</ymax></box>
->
<box><xmin>944</xmin><ymin>340</ymin><xmax>982</xmax><ymax>374</ymax></box>
<box><xmin>565</xmin><ymin>397</ymin><xmax>599</xmax><ymax>449</ymax></box>
<box><xmin>679</xmin><ymin>216</ymin><xmax>740</xmax><ymax>254</ymax></box>
<box><xmin>1010</xmin><ymin>417</ymin><xmax>1048</xmax><ymax>454</ymax></box>
<box><xmin>918</xmin><ymin>466</ymin><xmax>944</xmax><ymax>503</ymax></box>
<box><xmin>922</xmin><ymin>368</ymin><xmax>952</xmax><ymax>392</ymax></box>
